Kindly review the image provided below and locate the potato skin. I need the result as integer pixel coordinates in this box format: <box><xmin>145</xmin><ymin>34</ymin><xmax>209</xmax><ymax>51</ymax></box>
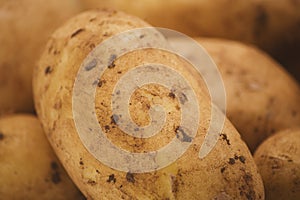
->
<box><xmin>168</xmin><ymin>37</ymin><xmax>300</xmax><ymax>153</ymax></box>
<box><xmin>0</xmin><ymin>114</ymin><xmax>84</xmax><ymax>200</ymax></box>
<box><xmin>82</xmin><ymin>0</ymin><xmax>300</xmax><ymax>73</ymax></box>
<box><xmin>0</xmin><ymin>0</ymin><xmax>82</xmax><ymax>115</ymax></box>
<box><xmin>34</xmin><ymin>9</ymin><xmax>264</xmax><ymax>199</ymax></box>
<box><xmin>254</xmin><ymin>129</ymin><xmax>300</xmax><ymax>200</ymax></box>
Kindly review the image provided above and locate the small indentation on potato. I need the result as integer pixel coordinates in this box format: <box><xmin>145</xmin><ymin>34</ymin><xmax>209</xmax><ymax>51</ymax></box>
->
<box><xmin>126</xmin><ymin>172</ymin><xmax>135</xmax><ymax>183</ymax></box>
<box><xmin>71</xmin><ymin>28</ymin><xmax>85</xmax><ymax>38</ymax></box>
<box><xmin>45</xmin><ymin>66</ymin><xmax>53</xmax><ymax>75</ymax></box>
<box><xmin>0</xmin><ymin>132</ymin><xmax>4</xmax><ymax>140</ymax></box>
<box><xmin>107</xmin><ymin>174</ymin><xmax>116</xmax><ymax>183</ymax></box>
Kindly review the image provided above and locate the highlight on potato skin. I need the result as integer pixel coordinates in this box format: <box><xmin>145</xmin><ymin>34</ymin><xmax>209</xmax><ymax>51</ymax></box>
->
<box><xmin>0</xmin><ymin>114</ymin><xmax>84</xmax><ymax>200</ymax></box>
<box><xmin>33</xmin><ymin>9</ymin><xmax>264</xmax><ymax>199</ymax></box>
<box><xmin>254</xmin><ymin>129</ymin><xmax>300</xmax><ymax>200</ymax></box>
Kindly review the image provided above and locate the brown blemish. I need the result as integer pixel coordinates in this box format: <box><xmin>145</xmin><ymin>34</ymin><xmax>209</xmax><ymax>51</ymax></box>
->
<box><xmin>97</xmin><ymin>80</ymin><xmax>106</xmax><ymax>87</ymax></box>
<box><xmin>51</xmin><ymin>171</ymin><xmax>61</xmax><ymax>184</ymax></box>
<box><xmin>108</xmin><ymin>54</ymin><xmax>117</xmax><ymax>69</ymax></box>
<box><xmin>220</xmin><ymin>133</ymin><xmax>230</xmax><ymax>145</ymax></box>
<box><xmin>71</xmin><ymin>28</ymin><xmax>85</xmax><ymax>38</ymax></box>
<box><xmin>51</xmin><ymin>161</ymin><xmax>58</xmax><ymax>170</ymax></box>
<box><xmin>126</xmin><ymin>172</ymin><xmax>135</xmax><ymax>183</ymax></box>
<box><xmin>89</xmin><ymin>17</ymin><xmax>96</xmax><ymax>22</ymax></box>
<box><xmin>79</xmin><ymin>158</ymin><xmax>84</xmax><ymax>165</ymax></box>
<box><xmin>220</xmin><ymin>167</ymin><xmax>226</xmax><ymax>173</ymax></box>
<box><xmin>175</xmin><ymin>126</ymin><xmax>192</xmax><ymax>142</ymax></box>
<box><xmin>104</xmin><ymin>125</ymin><xmax>110</xmax><ymax>131</ymax></box>
<box><xmin>0</xmin><ymin>132</ymin><xmax>4</xmax><ymax>140</ymax></box>
<box><xmin>107</xmin><ymin>174</ymin><xmax>116</xmax><ymax>183</ymax></box>
<box><xmin>139</xmin><ymin>34</ymin><xmax>145</xmax><ymax>39</ymax></box>
<box><xmin>111</xmin><ymin>114</ymin><xmax>119</xmax><ymax>124</ymax></box>
<box><xmin>228</xmin><ymin>158</ymin><xmax>235</xmax><ymax>165</ymax></box>
<box><xmin>87</xmin><ymin>179</ymin><xmax>97</xmax><ymax>186</ymax></box>
<box><xmin>168</xmin><ymin>92</ymin><xmax>176</xmax><ymax>99</ymax></box>
<box><xmin>239</xmin><ymin>156</ymin><xmax>246</xmax><ymax>164</ymax></box>
<box><xmin>96</xmin><ymin>169</ymin><xmax>100</xmax><ymax>174</ymax></box>
<box><xmin>45</xmin><ymin>66</ymin><xmax>52</xmax><ymax>75</ymax></box>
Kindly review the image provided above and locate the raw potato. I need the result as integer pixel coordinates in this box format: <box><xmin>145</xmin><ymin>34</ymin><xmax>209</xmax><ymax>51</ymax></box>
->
<box><xmin>0</xmin><ymin>0</ymin><xmax>82</xmax><ymax>114</ymax></box>
<box><xmin>0</xmin><ymin>114</ymin><xmax>84</xmax><ymax>199</ymax></box>
<box><xmin>81</xmin><ymin>0</ymin><xmax>300</xmax><ymax>72</ymax></box>
<box><xmin>170</xmin><ymin>37</ymin><xmax>300</xmax><ymax>152</ymax></box>
<box><xmin>34</xmin><ymin>9</ymin><xmax>264</xmax><ymax>199</ymax></box>
<box><xmin>254</xmin><ymin>129</ymin><xmax>300</xmax><ymax>200</ymax></box>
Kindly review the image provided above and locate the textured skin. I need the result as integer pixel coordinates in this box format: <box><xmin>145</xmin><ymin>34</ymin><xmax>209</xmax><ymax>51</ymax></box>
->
<box><xmin>34</xmin><ymin>9</ymin><xmax>264</xmax><ymax>199</ymax></box>
<box><xmin>0</xmin><ymin>114</ymin><xmax>84</xmax><ymax>200</ymax></box>
<box><xmin>0</xmin><ymin>0</ymin><xmax>82</xmax><ymax>115</ymax></box>
<box><xmin>254</xmin><ymin>129</ymin><xmax>300</xmax><ymax>200</ymax></box>
<box><xmin>195</xmin><ymin>38</ymin><xmax>300</xmax><ymax>152</ymax></box>
<box><xmin>82</xmin><ymin>0</ymin><xmax>300</xmax><ymax>79</ymax></box>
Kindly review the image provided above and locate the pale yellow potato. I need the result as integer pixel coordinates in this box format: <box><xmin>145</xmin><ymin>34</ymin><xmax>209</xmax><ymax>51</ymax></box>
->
<box><xmin>0</xmin><ymin>0</ymin><xmax>82</xmax><ymax>115</ymax></box>
<box><xmin>81</xmin><ymin>0</ymin><xmax>300</xmax><ymax>70</ymax></box>
<box><xmin>0</xmin><ymin>114</ymin><xmax>84</xmax><ymax>199</ymax></box>
<box><xmin>254</xmin><ymin>129</ymin><xmax>300</xmax><ymax>200</ymax></box>
<box><xmin>33</xmin><ymin>9</ymin><xmax>264</xmax><ymax>199</ymax></box>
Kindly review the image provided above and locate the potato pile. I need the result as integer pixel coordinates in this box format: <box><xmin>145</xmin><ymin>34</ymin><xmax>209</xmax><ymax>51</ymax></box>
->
<box><xmin>1</xmin><ymin>1</ymin><xmax>300</xmax><ymax>200</ymax></box>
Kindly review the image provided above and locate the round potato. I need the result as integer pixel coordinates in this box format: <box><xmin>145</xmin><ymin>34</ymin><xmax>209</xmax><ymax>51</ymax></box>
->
<box><xmin>0</xmin><ymin>114</ymin><xmax>84</xmax><ymax>199</ymax></box>
<box><xmin>82</xmin><ymin>0</ymin><xmax>300</xmax><ymax>72</ymax></box>
<box><xmin>34</xmin><ymin>9</ymin><xmax>264</xmax><ymax>199</ymax></box>
<box><xmin>170</xmin><ymin>37</ymin><xmax>300</xmax><ymax>152</ymax></box>
<box><xmin>254</xmin><ymin>129</ymin><xmax>300</xmax><ymax>200</ymax></box>
<box><xmin>0</xmin><ymin>0</ymin><xmax>82</xmax><ymax>114</ymax></box>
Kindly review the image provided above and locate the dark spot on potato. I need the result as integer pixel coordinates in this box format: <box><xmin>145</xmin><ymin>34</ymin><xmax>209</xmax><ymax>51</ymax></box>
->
<box><xmin>178</xmin><ymin>92</ymin><xmax>188</xmax><ymax>104</ymax></box>
<box><xmin>0</xmin><ymin>132</ymin><xmax>4</xmax><ymax>140</ymax></box>
<box><xmin>107</xmin><ymin>174</ymin><xmax>116</xmax><ymax>183</ymax></box>
<box><xmin>85</xmin><ymin>59</ymin><xmax>97</xmax><ymax>71</ymax></box>
<box><xmin>168</xmin><ymin>92</ymin><xmax>176</xmax><ymax>99</ymax></box>
<box><xmin>51</xmin><ymin>161</ymin><xmax>59</xmax><ymax>170</ymax></box>
<box><xmin>292</xmin><ymin>110</ymin><xmax>298</xmax><ymax>117</ymax></box>
<box><xmin>108</xmin><ymin>54</ymin><xmax>117</xmax><ymax>68</ymax></box>
<box><xmin>71</xmin><ymin>28</ymin><xmax>85</xmax><ymax>38</ymax></box>
<box><xmin>228</xmin><ymin>158</ymin><xmax>235</xmax><ymax>165</ymax></box>
<box><xmin>119</xmin><ymin>185</ymin><xmax>123</xmax><ymax>188</ymax></box>
<box><xmin>220</xmin><ymin>133</ymin><xmax>230</xmax><ymax>145</ymax></box>
<box><xmin>111</xmin><ymin>114</ymin><xmax>119</xmax><ymax>124</ymax></box>
<box><xmin>117</xmin><ymin>71</ymin><xmax>122</xmax><ymax>74</ymax></box>
<box><xmin>51</xmin><ymin>171</ymin><xmax>61</xmax><ymax>184</ymax></box>
<box><xmin>116</xmin><ymin>90</ymin><xmax>120</xmax><ymax>95</ymax></box>
<box><xmin>87</xmin><ymin>179</ymin><xmax>97</xmax><ymax>186</ymax></box>
<box><xmin>220</xmin><ymin>167</ymin><xmax>226</xmax><ymax>173</ymax></box>
<box><xmin>254</xmin><ymin>5</ymin><xmax>268</xmax><ymax>38</ymax></box>
<box><xmin>126</xmin><ymin>172</ymin><xmax>135</xmax><ymax>183</ymax></box>
<box><xmin>45</xmin><ymin>66</ymin><xmax>52</xmax><ymax>75</ymax></box>
<box><xmin>175</xmin><ymin>126</ymin><xmax>192</xmax><ymax>142</ymax></box>
<box><xmin>104</xmin><ymin>125</ymin><xmax>110</xmax><ymax>131</ymax></box>
<box><xmin>89</xmin><ymin>43</ymin><xmax>96</xmax><ymax>49</ymax></box>
<box><xmin>89</xmin><ymin>17</ymin><xmax>96</xmax><ymax>22</ymax></box>
<box><xmin>97</xmin><ymin>80</ymin><xmax>106</xmax><ymax>87</ymax></box>
<box><xmin>239</xmin><ymin>156</ymin><xmax>246</xmax><ymax>164</ymax></box>
<box><xmin>79</xmin><ymin>161</ymin><xmax>84</xmax><ymax>165</ymax></box>
<box><xmin>139</xmin><ymin>34</ymin><xmax>145</xmax><ymax>39</ymax></box>
<box><xmin>96</xmin><ymin>169</ymin><xmax>100</xmax><ymax>174</ymax></box>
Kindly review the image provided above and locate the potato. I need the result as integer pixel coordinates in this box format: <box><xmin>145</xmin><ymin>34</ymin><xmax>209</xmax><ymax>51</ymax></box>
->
<box><xmin>170</xmin><ymin>37</ymin><xmax>300</xmax><ymax>153</ymax></box>
<box><xmin>254</xmin><ymin>129</ymin><xmax>300</xmax><ymax>200</ymax></box>
<box><xmin>81</xmin><ymin>0</ymin><xmax>300</xmax><ymax>72</ymax></box>
<box><xmin>33</xmin><ymin>9</ymin><xmax>264</xmax><ymax>199</ymax></box>
<box><xmin>0</xmin><ymin>0</ymin><xmax>82</xmax><ymax>114</ymax></box>
<box><xmin>0</xmin><ymin>114</ymin><xmax>84</xmax><ymax>199</ymax></box>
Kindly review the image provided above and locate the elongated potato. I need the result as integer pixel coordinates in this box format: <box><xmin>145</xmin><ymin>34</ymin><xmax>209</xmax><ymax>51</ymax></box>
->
<box><xmin>34</xmin><ymin>9</ymin><xmax>264</xmax><ymax>199</ymax></box>
<box><xmin>254</xmin><ymin>129</ymin><xmax>300</xmax><ymax>200</ymax></box>
<box><xmin>0</xmin><ymin>114</ymin><xmax>84</xmax><ymax>199</ymax></box>
<box><xmin>170</xmin><ymin>37</ymin><xmax>300</xmax><ymax>152</ymax></box>
<box><xmin>0</xmin><ymin>0</ymin><xmax>82</xmax><ymax>114</ymax></box>
<box><xmin>82</xmin><ymin>0</ymin><xmax>300</xmax><ymax>73</ymax></box>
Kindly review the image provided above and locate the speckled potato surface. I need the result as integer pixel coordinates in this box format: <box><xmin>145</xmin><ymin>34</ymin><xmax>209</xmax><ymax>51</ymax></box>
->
<box><xmin>0</xmin><ymin>0</ymin><xmax>82</xmax><ymax>114</ymax></box>
<box><xmin>170</xmin><ymin>37</ymin><xmax>300</xmax><ymax>153</ymax></box>
<box><xmin>82</xmin><ymin>0</ymin><xmax>300</xmax><ymax>71</ymax></box>
<box><xmin>0</xmin><ymin>114</ymin><xmax>84</xmax><ymax>200</ymax></box>
<box><xmin>254</xmin><ymin>129</ymin><xmax>300</xmax><ymax>200</ymax></box>
<box><xmin>34</xmin><ymin>9</ymin><xmax>264</xmax><ymax>199</ymax></box>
